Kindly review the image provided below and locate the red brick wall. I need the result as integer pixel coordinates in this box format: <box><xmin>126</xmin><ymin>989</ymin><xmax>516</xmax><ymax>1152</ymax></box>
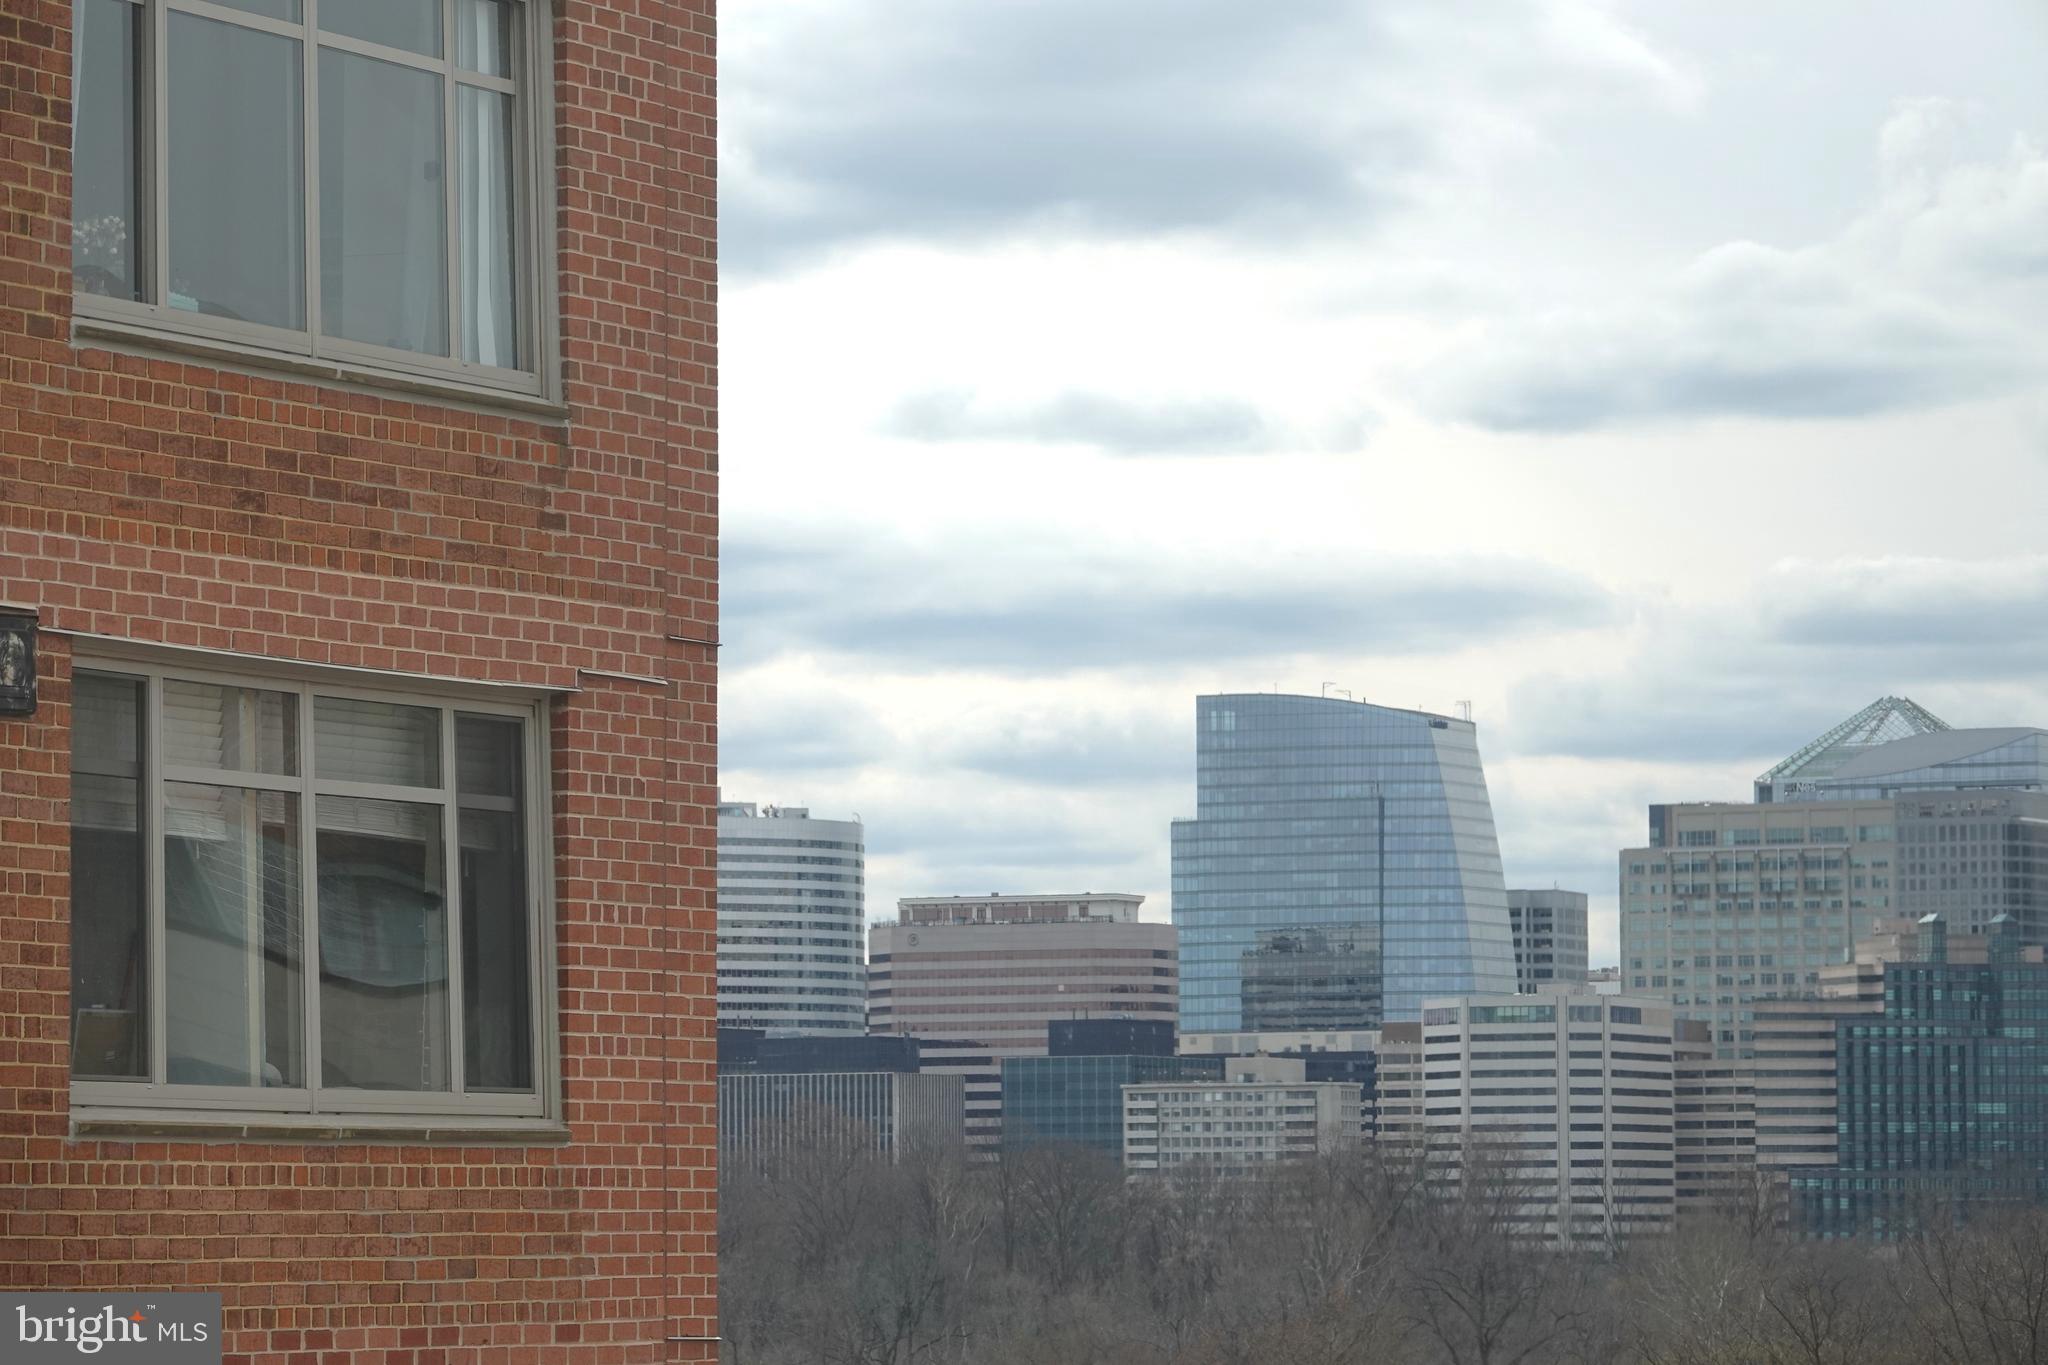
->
<box><xmin>0</xmin><ymin>1</ymin><xmax>719</xmax><ymax>1361</ymax></box>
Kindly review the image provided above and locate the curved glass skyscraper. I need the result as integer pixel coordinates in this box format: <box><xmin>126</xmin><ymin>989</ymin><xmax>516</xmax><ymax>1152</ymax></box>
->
<box><xmin>1171</xmin><ymin>694</ymin><xmax>1517</xmax><ymax>1029</ymax></box>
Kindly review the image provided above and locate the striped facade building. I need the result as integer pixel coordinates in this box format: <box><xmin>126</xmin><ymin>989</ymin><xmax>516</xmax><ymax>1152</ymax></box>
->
<box><xmin>719</xmin><ymin>1071</ymin><xmax>965</xmax><ymax>1162</ymax></box>
<box><xmin>717</xmin><ymin>801</ymin><xmax>867</xmax><ymax>1035</ymax></box>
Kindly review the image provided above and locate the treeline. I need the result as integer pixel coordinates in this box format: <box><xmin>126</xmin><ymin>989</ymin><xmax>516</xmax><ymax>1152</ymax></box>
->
<box><xmin>720</xmin><ymin>1135</ymin><xmax>2048</xmax><ymax>1365</ymax></box>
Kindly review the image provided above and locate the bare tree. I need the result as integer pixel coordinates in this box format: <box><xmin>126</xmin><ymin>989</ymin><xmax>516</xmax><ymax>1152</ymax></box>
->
<box><xmin>1401</xmin><ymin>1133</ymin><xmax>1591</xmax><ymax>1365</ymax></box>
<box><xmin>1758</xmin><ymin>1240</ymin><xmax>1902</xmax><ymax>1365</ymax></box>
<box><xmin>1898</xmin><ymin>1201</ymin><xmax>2048</xmax><ymax>1365</ymax></box>
<box><xmin>1005</xmin><ymin>1141</ymin><xmax>1128</xmax><ymax>1294</ymax></box>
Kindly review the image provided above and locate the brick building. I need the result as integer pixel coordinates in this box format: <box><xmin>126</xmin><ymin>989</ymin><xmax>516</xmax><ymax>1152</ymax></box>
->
<box><xmin>1</xmin><ymin>1</ymin><xmax>719</xmax><ymax>1362</ymax></box>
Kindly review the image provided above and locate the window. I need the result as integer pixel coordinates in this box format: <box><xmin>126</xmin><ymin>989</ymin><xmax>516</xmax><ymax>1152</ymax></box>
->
<box><xmin>72</xmin><ymin>0</ymin><xmax>550</xmax><ymax>399</ymax></box>
<box><xmin>1469</xmin><ymin>1004</ymin><xmax>1556</xmax><ymax>1025</ymax></box>
<box><xmin>69</xmin><ymin>661</ymin><xmax>552</xmax><ymax>1122</ymax></box>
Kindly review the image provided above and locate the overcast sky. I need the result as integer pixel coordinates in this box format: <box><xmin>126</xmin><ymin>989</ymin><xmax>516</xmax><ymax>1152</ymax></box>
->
<box><xmin>719</xmin><ymin>0</ymin><xmax>2048</xmax><ymax>967</ymax></box>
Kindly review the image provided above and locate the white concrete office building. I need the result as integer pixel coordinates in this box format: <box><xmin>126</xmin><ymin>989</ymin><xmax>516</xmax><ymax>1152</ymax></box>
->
<box><xmin>717</xmin><ymin>800</ymin><xmax>867</xmax><ymax>1036</ymax></box>
<box><xmin>1379</xmin><ymin>992</ymin><xmax>1678</xmax><ymax>1244</ymax></box>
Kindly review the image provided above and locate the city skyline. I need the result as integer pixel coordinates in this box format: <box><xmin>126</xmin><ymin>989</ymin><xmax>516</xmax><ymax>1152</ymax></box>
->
<box><xmin>719</xmin><ymin>0</ymin><xmax>2048</xmax><ymax>973</ymax></box>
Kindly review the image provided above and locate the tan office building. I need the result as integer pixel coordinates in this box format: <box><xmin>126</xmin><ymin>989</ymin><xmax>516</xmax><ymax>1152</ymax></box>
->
<box><xmin>869</xmin><ymin>893</ymin><xmax>1178</xmax><ymax>1050</ymax></box>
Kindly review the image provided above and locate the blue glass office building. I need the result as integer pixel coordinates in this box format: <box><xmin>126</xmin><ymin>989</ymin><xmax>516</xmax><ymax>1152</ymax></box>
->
<box><xmin>1172</xmin><ymin>694</ymin><xmax>1517</xmax><ymax>1029</ymax></box>
<box><xmin>1792</xmin><ymin>917</ymin><xmax>2048</xmax><ymax>1236</ymax></box>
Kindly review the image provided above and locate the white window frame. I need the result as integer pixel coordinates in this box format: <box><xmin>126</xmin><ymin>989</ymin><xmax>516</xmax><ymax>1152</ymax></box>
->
<box><xmin>71</xmin><ymin>0</ymin><xmax>560</xmax><ymax>406</ymax></box>
<box><xmin>69</xmin><ymin>654</ymin><xmax>560</xmax><ymax>1125</ymax></box>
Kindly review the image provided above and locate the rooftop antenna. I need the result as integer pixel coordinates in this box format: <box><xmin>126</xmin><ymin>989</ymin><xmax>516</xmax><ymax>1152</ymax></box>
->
<box><xmin>1321</xmin><ymin>682</ymin><xmax>1351</xmax><ymax>700</ymax></box>
<box><xmin>1456</xmin><ymin>700</ymin><xmax>1473</xmax><ymax>722</ymax></box>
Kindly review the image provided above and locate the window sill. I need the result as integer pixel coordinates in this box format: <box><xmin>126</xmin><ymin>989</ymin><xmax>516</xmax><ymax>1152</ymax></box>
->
<box><xmin>71</xmin><ymin>1107</ymin><xmax>572</xmax><ymax>1145</ymax></box>
<box><xmin>72</xmin><ymin>312</ymin><xmax>570</xmax><ymax>424</ymax></box>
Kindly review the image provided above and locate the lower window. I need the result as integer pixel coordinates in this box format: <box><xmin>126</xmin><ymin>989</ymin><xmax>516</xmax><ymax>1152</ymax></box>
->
<box><xmin>69</xmin><ymin>661</ymin><xmax>551</xmax><ymax>1120</ymax></box>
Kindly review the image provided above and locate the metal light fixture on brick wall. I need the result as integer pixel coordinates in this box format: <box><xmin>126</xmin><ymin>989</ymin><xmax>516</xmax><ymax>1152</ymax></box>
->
<box><xmin>0</xmin><ymin>613</ymin><xmax>36</xmax><ymax>716</ymax></box>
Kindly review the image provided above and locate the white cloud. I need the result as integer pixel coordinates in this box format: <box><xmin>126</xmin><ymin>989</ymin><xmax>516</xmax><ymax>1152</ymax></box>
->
<box><xmin>1425</xmin><ymin>102</ymin><xmax>2048</xmax><ymax>430</ymax></box>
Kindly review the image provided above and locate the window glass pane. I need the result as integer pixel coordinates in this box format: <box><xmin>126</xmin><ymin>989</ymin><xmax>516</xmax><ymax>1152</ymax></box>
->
<box><xmin>320</xmin><ymin>0</ymin><xmax>442</xmax><ymax>57</ymax></box>
<box><xmin>70</xmin><ymin>672</ymin><xmax>148</xmax><ymax>1080</ymax></box>
<box><xmin>319</xmin><ymin>48</ymin><xmax>449</xmax><ymax>355</ymax></box>
<box><xmin>211</xmin><ymin>0</ymin><xmax>301</xmax><ymax>18</ymax></box>
<box><xmin>74</xmin><ymin>0</ymin><xmax>145</xmax><ymax>302</ymax></box>
<box><xmin>318</xmin><ymin>796</ymin><xmax>449</xmax><ymax>1091</ymax></box>
<box><xmin>459</xmin><ymin>716</ymin><xmax>530</xmax><ymax>1091</ymax></box>
<box><xmin>455</xmin><ymin>0</ymin><xmax>513</xmax><ymax>77</ymax></box>
<box><xmin>162</xmin><ymin>678</ymin><xmax>298</xmax><ymax>775</ymax></box>
<box><xmin>165</xmin><ymin>783</ymin><xmax>304</xmax><ymax>1087</ymax></box>
<box><xmin>167</xmin><ymin>12</ymin><xmax>305</xmax><ymax>329</ymax></box>
<box><xmin>315</xmin><ymin>696</ymin><xmax>441</xmax><ymax>787</ymax></box>
<box><xmin>457</xmin><ymin>85</ymin><xmax>518</xmax><ymax>367</ymax></box>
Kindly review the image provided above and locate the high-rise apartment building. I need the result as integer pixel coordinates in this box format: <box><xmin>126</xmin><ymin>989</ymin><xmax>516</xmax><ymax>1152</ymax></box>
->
<box><xmin>1379</xmin><ymin>992</ymin><xmax>1679</xmax><ymax>1244</ymax></box>
<box><xmin>1172</xmin><ymin>694</ymin><xmax>1516</xmax><ymax>1030</ymax></box>
<box><xmin>869</xmin><ymin>893</ymin><xmax>1176</xmax><ymax>1048</ymax></box>
<box><xmin>5</xmin><ymin>3</ymin><xmax>720</xmax><ymax>1356</ymax></box>
<box><xmin>1509</xmin><ymin>888</ymin><xmax>1589</xmax><ymax>990</ymax></box>
<box><xmin>718</xmin><ymin>801</ymin><xmax>867</xmax><ymax>1035</ymax></box>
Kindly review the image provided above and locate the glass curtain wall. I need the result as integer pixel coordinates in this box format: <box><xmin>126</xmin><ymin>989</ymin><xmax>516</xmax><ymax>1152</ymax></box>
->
<box><xmin>1173</xmin><ymin>694</ymin><xmax>1516</xmax><ymax>1030</ymax></box>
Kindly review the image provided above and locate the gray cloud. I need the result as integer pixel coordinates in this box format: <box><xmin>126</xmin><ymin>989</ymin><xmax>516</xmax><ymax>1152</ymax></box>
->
<box><xmin>1503</xmin><ymin>555</ymin><xmax>2048</xmax><ymax>766</ymax></box>
<box><xmin>1429</xmin><ymin>242</ymin><xmax>2030</xmax><ymax>432</ymax></box>
<box><xmin>1763</xmin><ymin>556</ymin><xmax>2048</xmax><ymax>659</ymax></box>
<box><xmin>726</xmin><ymin>1</ymin><xmax>1400</xmax><ymax>271</ymax></box>
<box><xmin>1503</xmin><ymin>668</ymin><xmax>1837</xmax><ymax>769</ymax></box>
<box><xmin>724</xmin><ymin>530</ymin><xmax>1621</xmax><ymax>675</ymax></box>
<box><xmin>938</xmin><ymin>710</ymin><xmax>1188</xmax><ymax>787</ymax></box>
<box><xmin>721</xmin><ymin>687</ymin><xmax>891</xmax><ymax>774</ymax></box>
<box><xmin>725</xmin><ymin>0</ymin><xmax>1692</xmax><ymax>272</ymax></box>
<box><xmin>888</xmin><ymin>390</ymin><xmax>1285</xmax><ymax>456</ymax></box>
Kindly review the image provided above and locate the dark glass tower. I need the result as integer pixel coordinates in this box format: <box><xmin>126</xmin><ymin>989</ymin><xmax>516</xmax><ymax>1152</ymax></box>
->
<box><xmin>1793</xmin><ymin>916</ymin><xmax>2048</xmax><ymax>1235</ymax></box>
<box><xmin>1171</xmin><ymin>694</ymin><xmax>1516</xmax><ymax>1030</ymax></box>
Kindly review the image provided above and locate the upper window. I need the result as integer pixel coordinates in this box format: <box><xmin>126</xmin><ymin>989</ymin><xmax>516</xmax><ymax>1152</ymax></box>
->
<box><xmin>72</xmin><ymin>0</ymin><xmax>548</xmax><ymax>398</ymax></box>
<box><xmin>69</xmin><ymin>661</ymin><xmax>552</xmax><ymax>1121</ymax></box>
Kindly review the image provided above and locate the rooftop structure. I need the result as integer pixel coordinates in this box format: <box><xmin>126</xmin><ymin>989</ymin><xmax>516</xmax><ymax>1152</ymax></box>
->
<box><xmin>1796</xmin><ymin>727</ymin><xmax>2048</xmax><ymax>801</ymax></box>
<box><xmin>896</xmin><ymin>891</ymin><xmax>1144</xmax><ymax>926</ymax></box>
<box><xmin>1755</xmin><ymin>696</ymin><xmax>1950</xmax><ymax>803</ymax></box>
